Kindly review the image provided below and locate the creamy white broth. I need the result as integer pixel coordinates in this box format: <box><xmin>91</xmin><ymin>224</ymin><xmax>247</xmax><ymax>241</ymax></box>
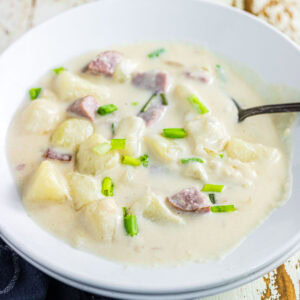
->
<box><xmin>7</xmin><ymin>42</ymin><xmax>292</xmax><ymax>265</ymax></box>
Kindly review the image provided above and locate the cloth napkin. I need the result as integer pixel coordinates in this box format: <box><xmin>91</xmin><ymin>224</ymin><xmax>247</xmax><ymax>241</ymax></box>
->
<box><xmin>0</xmin><ymin>238</ymin><xmax>112</xmax><ymax>300</ymax></box>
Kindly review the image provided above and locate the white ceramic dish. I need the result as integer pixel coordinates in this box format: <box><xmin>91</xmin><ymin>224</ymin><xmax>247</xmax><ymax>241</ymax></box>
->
<box><xmin>0</xmin><ymin>0</ymin><xmax>299</xmax><ymax>298</ymax></box>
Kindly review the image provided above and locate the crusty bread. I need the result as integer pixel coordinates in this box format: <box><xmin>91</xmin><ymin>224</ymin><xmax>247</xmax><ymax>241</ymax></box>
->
<box><xmin>244</xmin><ymin>0</ymin><xmax>300</xmax><ymax>44</ymax></box>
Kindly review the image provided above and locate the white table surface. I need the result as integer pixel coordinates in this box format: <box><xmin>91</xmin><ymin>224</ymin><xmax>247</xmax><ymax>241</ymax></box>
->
<box><xmin>0</xmin><ymin>0</ymin><xmax>299</xmax><ymax>299</ymax></box>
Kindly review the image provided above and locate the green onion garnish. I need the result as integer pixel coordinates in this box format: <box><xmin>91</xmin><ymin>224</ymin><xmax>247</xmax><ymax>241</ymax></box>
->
<box><xmin>216</xmin><ymin>64</ymin><xmax>226</xmax><ymax>81</ymax></box>
<box><xmin>181</xmin><ymin>157</ymin><xmax>204</xmax><ymax>164</ymax></box>
<box><xmin>53</xmin><ymin>67</ymin><xmax>66</xmax><ymax>75</ymax></box>
<box><xmin>160</xmin><ymin>93</ymin><xmax>168</xmax><ymax>105</ymax></box>
<box><xmin>29</xmin><ymin>88</ymin><xmax>42</xmax><ymax>100</ymax></box>
<box><xmin>122</xmin><ymin>206</ymin><xmax>138</xmax><ymax>236</ymax></box>
<box><xmin>122</xmin><ymin>155</ymin><xmax>141</xmax><ymax>167</ymax></box>
<box><xmin>148</xmin><ymin>48</ymin><xmax>166</xmax><ymax>59</ymax></box>
<box><xmin>101</xmin><ymin>177</ymin><xmax>114</xmax><ymax>197</ymax></box>
<box><xmin>111</xmin><ymin>139</ymin><xmax>126</xmax><ymax>150</ymax></box>
<box><xmin>202</xmin><ymin>184</ymin><xmax>224</xmax><ymax>193</ymax></box>
<box><xmin>139</xmin><ymin>154</ymin><xmax>149</xmax><ymax>167</ymax></box>
<box><xmin>209</xmin><ymin>194</ymin><xmax>216</xmax><ymax>204</ymax></box>
<box><xmin>219</xmin><ymin>153</ymin><xmax>224</xmax><ymax>159</ymax></box>
<box><xmin>112</xmin><ymin>122</ymin><xmax>116</xmax><ymax>135</ymax></box>
<box><xmin>92</xmin><ymin>143</ymin><xmax>111</xmax><ymax>156</ymax></box>
<box><xmin>131</xmin><ymin>102</ymin><xmax>138</xmax><ymax>106</ymax></box>
<box><xmin>162</xmin><ymin>128</ymin><xmax>187</xmax><ymax>139</ymax></box>
<box><xmin>140</xmin><ymin>92</ymin><xmax>157</xmax><ymax>113</ymax></box>
<box><xmin>211</xmin><ymin>205</ymin><xmax>236</xmax><ymax>213</ymax></box>
<box><xmin>187</xmin><ymin>94</ymin><xmax>209</xmax><ymax>114</ymax></box>
<box><xmin>97</xmin><ymin>104</ymin><xmax>118</xmax><ymax>116</ymax></box>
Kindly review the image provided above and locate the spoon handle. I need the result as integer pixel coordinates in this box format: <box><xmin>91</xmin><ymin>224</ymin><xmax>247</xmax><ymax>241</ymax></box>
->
<box><xmin>239</xmin><ymin>103</ymin><xmax>300</xmax><ymax>122</ymax></box>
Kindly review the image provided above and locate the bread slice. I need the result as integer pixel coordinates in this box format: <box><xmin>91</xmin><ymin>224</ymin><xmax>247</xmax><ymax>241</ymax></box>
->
<box><xmin>244</xmin><ymin>0</ymin><xmax>300</xmax><ymax>44</ymax></box>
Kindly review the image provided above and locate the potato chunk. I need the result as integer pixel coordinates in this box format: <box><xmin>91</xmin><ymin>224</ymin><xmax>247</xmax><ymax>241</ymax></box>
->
<box><xmin>145</xmin><ymin>134</ymin><xmax>182</xmax><ymax>162</ymax></box>
<box><xmin>80</xmin><ymin>198</ymin><xmax>121</xmax><ymax>241</ymax></box>
<box><xmin>182</xmin><ymin>162</ymin><xmax>208</xmax><ymax>182</ymax></box>
<box><xmin>173</xmin><ymin>84</ymin><xmax>194</xmax><ymax>102</ymax></box>
<box><xmin>50</xmin><ymin>118</ymin><xmax>94</xmax><ymax>151</ymax></box>
<box><xmin>22</xmin><ymin>99</ymin><xmax>62</xmax><ymax>134</ymax></box>
<box><xmin>185</xmin><ymin>114</ymin><xmax>229</xmax><ymax>153</ymax></box>
<box><xmin>53</xmin><ymin>71</ymin><xmax>110</xmax><ymax>102</ymax></box>
<box><xmin>132</xmin><ymin>191</ymin><xmax>183</xmax><ymax>224</ymax></box>
<box><xmin>226</xmin><ymin>138</ymin><xmax>280</xmax><ymax>163</ymax></box>
<box><xmin>76</xmin><ymin>134</ymin><xmax>120</xmax><ymax>175</ymax></box>
<box><xmin>115</xmin><ymin>116</ymin><xmax>145</xmax><ymax>156</ymax></box>
<box><xmin>68</xmin><ymin>172</ymin><xmax>102</xmax><ymax>210</ymax></box>
<box><xmin>25</xmin><ymin>161</ymin><xmax>69</xmax><ymax>205</ymax></box>
<box><xmin>113</xmin><ymin>59</ymin><xmax>137</xmax><ymax>82</ymax></box>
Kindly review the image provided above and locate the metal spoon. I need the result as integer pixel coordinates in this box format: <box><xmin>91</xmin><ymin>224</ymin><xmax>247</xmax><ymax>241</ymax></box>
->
<box><xmin>231</xmin><ymin>98</ymin><xmax>300</xmax><ymax>122</ymax></box>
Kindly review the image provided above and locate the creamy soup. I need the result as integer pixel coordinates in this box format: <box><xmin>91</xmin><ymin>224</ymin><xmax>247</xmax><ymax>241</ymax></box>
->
<box><xmin>7</xmin><ymin>43</ymin><xmax>292</xmax><ymax>265</ymax></box>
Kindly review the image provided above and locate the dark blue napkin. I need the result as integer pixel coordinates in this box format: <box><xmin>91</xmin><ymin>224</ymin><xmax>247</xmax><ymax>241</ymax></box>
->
<box><xmin>0</xmin><ymin>238</ymin><xmax>113</xmax><ymax>300</ymax></box>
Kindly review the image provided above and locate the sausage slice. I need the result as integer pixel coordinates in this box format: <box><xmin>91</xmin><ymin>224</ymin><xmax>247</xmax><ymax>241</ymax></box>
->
<box><xmin>132</xmin><ymin>72</ymin><xmax>168</xmax><ymax>92</ymax></box>
<box><xmin>167</xmin><ymin>187</ymin><xmax>210</xmax><ymax>213</ymax></box>
<box><xmin>138</xmin><ymin>105</ymin><xmax>167</xmax><ymax>127</ymax></box>
<box><xmin>185</xmin><ymin>70</ymin><xmax>213</xmax><ymax>84</ymax></box>
<box><xmin>85</xmin><ymin>51</ymin><xmax>122</xmax><ymax>76</ymax></box>
<box><xmin>67</xmin><ymin>96</ymin><xmax>99</xmax><ymax>122</ymax></box>
<box><xmin>43</xmin><ymin>148</ymin><xmax>72</xmax><ymax>162</ymax></box>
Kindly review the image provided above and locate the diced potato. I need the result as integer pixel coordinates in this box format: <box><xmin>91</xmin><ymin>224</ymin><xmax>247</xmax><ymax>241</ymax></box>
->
<box><xmin>22</xmin><ymin>99</ymin><xmax>62</xmax><ymax>134</ymax></box>
<box><xmin>25</xmin><ymin>160</ymin><xmax>69</xmax><ymax>205</ymax></box>
<box><xmin>115</xmin><ymin>116</ymin><xmax>145</xmax><ymax>156</ymax></box>
<box><xmin>50</xmin><ymin>118</ymin><xmax>94</xmax><ymax>150</ymax></box>
<box><xmin>113</xmin><ymin>59</ymin><xmax>137</xmax><ymax>82</ymax></box>
<box><xmin>53</xmin><ymin>70</ymin><xmax>110</xmax><ymax>102</ymax></box>
<box><xmin>226</xmin><ymin>138</ymin><xmax>280</xmax><ymax>163</ymax></box>
<box><xmin>207</xmin><ymin>158</ymin><xmax>257</xmax><ymax>187</ymax></box>
<box><xmin>76</xmin><ymin>134</ymin><xmax>120</xmax><ymax>175</ymax></box>
<box><xmin>145</xmin><ymin>134</ymin><xmax>182</xmax><ymax>162</ymax></box>
<box><xmin>68</xmin><ymin>172</ymin><xmax>102</xmax><ymax>210</ymax></box>
<box><xmin>173</xmin><ymin>84</ymin><xmax>194</xmax><ymax>101</ymax></box>
<box><xmin>132</xmin><ymin>191</ymin><xmax>183</xmax><ymax>224</ymax></box>
<box><xmin>182</xmin><ymin>162</ymin><xmax>208</xmax><ymax>182</ymax></box>
<box><xmin>80</xmin><ymin>198</ymin><xmax>121</xmax><ymax>241</ymax></box>
<box><xmin>185</xmin><ymin>114</ymin><xmax>229</xmax><ymax>153</ymax></box>
<box><xmin>40</xmin><ymin>89</ymin><xmax>58</xmax><ymax>101</ymax></box>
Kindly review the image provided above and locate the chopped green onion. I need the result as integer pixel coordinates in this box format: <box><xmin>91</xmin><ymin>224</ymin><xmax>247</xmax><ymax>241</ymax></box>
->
<box><xmin>163</xmin><ymin>128</ymin><xmax>187</xmax><ymax>139</ymax></box>
<box><xmin>53</xmin><ymin>67</ymin><xmax>66</xmax><ymax>75</ymax></box>
<box><xmin>140</xmin><ymin>92</ymin><xmax>157</xmax><ymax>113</ymax></box>
<box><xmin>139</xmin><ymin>154</ymin><xmax>149</xmax><ymax>167</ymax></box>
<box><xmin>181</xmin><ymin>157</ymin><xmax>204</xmax><ymax>164</ymax></box>
<box><xmin>122</xmin><ymin>207</ymin><xmax>128</xmax><ymax>217</ymax></box>
<box><xmin>148</xmin><ymin>48</ymin><xmax>166</xmax><ymax>59</ymax></box>
<box><xmin>122</xmin><ymin>155</ymin><xmax>141</xmax><ymax>167</ymax></box>
<box><xmin>160</xmin><ymin>93</ymin><xmax>168</xmax><ymax>105</ymax></box>
<box><xmin>216</xmin><ymin>64</ymin><xmax>226</xmax><ymax>81</ymax></box>
<box><xmin>211</xmin><ymin>205</ymin><xmax>236</xmax><ymax>213</ymax></box>
<box><xmin>112</xmin><ymin>122</ymin><xmax>116</xmax><ymax>135</ymax></box>
<box><xmin>131</xmin><ymin>102</ymin><xmax>138</xmax><ymax>106</ymax></box>
<box><xmin>122</xmin><ymin>207</ymin><xmax>138</xmax><ymax>236</ymax></box>
<box><xmin>209</xmin><ymin>194</ymin><xmax>216</xmax><ymax>204</ymax></box>
<box><xmin>29</xmin><ymin>88</ymin><xmax>42</xmax><ymax>100</ymax></box>
<box><xmin>219</xmin><ymin>153</ymin><xmax>224</xmax><ymax>159</ymax></box>
<box><xmin>187</xmin><ymin>94</ymin><xmax>209</xmax><ymax>114</ymax></box>
<box><xmin>111</xmin><ymin>139</ymin><xmax>126</xmax><ymax>150</ymax></box>
<box><xmin>92</xmin><ymin>143</ymin><xmax>111</xmax><ymax>156</ymax></box>
<box><xmin>97</xmin><ymin>104</ymin><xmax>118</xmax><ymax>116</ymax></box>
<box><xmin>101</xmin><ymin>177</ymin><xmax>114</xmax><ymax>197</ymax></box>
<box><xmin>202</xmin><ymin>184</ymin><xmax>224</xmax><ymax>193</ymax></box>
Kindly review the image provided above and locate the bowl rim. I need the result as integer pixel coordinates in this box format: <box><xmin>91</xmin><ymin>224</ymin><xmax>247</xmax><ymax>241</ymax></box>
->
<box><xmin>0</xmin><ymin>0</ymin><xmax>299</xmax><ymax>296</ymax></box>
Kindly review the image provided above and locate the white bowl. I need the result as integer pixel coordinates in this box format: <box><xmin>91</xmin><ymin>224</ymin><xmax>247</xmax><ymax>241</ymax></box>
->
<box><xmin>0</xmin><ymin>0</ymin><xmax>299</xmax><ymax>298</ymax></box>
